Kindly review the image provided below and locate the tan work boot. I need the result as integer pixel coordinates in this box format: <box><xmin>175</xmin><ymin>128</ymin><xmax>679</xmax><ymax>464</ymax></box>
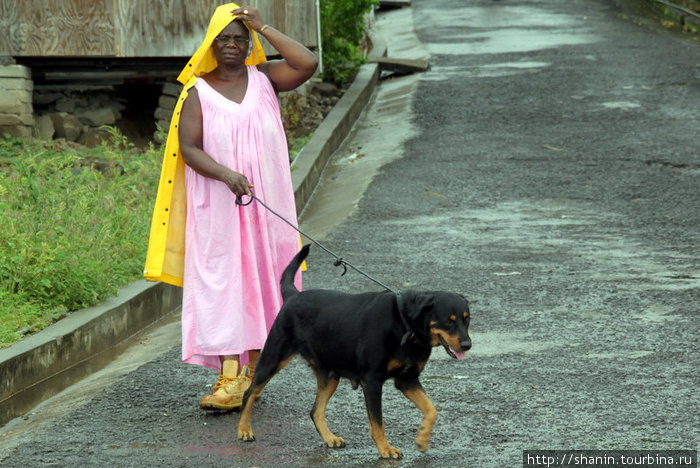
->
<box><xmin>199</xmin><ymin>360</ymin><xmax>251</xmax><ymax>411</ymax></box>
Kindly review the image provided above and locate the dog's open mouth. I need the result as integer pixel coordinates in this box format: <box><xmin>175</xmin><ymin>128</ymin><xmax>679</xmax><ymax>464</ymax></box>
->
<box><xmin>439</xmin><ymin>335</ymin><xmax>466</xmax><ymax>361</ymax></box>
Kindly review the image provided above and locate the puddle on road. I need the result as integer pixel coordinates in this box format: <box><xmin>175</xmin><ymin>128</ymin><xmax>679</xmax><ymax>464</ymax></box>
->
<box><xmin>430</xmin><ymin>29</ymin><xmax>598</xmax><ymax>56</ymax></box>
<box><xmin>421</xmin><ymin>5</ymin><xmax>599</xmax><ymax>56</ymax></box>
<box><xmin>429</xmin><ymin>5</ymin><xmax>588</xmax><ymax>29</ymax></box>
<box><xmin>584</xmin><ymin>350</ymin><xmax>655</xmax><ymax>360</ymax></box>
<box><xmin>382</xmin><ymin>200</ymin><xmax>700</xmax><ymax>292</ymax></box>
<box><xmin>601</xmin><ymin>101</ymin><xmax>641</xmax><ymax>109</ymax></box>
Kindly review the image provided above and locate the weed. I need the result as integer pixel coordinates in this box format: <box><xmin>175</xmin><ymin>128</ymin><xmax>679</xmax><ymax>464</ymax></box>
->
<box><xmin>0</xmin><ymin>131</ymin><xmax>160</xmax><ymax>348</ymax></box>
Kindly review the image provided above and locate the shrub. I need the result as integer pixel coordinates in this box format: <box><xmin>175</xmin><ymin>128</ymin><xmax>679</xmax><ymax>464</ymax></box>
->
<box><xmin>0</xmin><ymin>131</ymin><xmax>161</xmax><ymax>347</ymax></box>
<box><xmin>319</xmin><ymin>0</ymin><xmax>378</xmax><ymax>85</ymax></box>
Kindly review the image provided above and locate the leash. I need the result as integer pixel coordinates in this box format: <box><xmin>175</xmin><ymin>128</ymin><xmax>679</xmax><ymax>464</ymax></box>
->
<box><xmin>236</xmin><ymin>191</ymin><xmax>415</xmax><ymax>344</ymax></box>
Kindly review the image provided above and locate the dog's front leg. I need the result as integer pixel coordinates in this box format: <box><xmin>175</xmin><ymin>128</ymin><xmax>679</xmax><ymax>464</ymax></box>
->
<box><xmin>395</xmin><ymin>378</ymin><xmax>436</xmax><ymax>452</ymax></box>
<box><xmin>362</xmin><ymin>379</ymin><xmax>402</xmax><ymax>459</ymax></box>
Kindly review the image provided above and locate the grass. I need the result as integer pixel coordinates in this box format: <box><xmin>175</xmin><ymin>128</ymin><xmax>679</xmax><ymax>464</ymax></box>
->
<box><xmin>288</xmin><ymin>134</ymin><xmax>313</xmax><ymax>160</ymax></box>
<box><xmin>0</xmin><ymin>129</ymin><xmax>161</xmax><ymax>348</ymax></box>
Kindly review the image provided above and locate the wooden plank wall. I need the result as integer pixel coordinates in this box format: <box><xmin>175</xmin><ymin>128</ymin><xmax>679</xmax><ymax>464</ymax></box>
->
<box><xmin>0</xmin><ymin>0</ymin><xmax>318</xmax><ymax>58</ymax></box>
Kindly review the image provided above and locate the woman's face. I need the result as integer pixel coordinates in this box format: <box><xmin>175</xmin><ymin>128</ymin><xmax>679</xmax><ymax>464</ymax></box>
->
<box><xmin>212</xmin><ymin>20</ymin><xmax>250</xmax><ymax>67</ymax></box>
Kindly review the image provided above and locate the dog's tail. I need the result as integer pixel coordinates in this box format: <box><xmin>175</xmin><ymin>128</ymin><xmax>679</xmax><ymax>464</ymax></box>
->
<box><xmin>281</xmin><ymin>244</ymin><xmax>310</xmax><ymax>302</ymax></box>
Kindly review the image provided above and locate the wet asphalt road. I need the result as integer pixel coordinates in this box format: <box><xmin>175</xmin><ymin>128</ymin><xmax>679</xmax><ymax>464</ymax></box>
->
<box><xmin>1</xmin><ymin>1</ymin><xmax>699</xmax><ymax>467</ymax></box>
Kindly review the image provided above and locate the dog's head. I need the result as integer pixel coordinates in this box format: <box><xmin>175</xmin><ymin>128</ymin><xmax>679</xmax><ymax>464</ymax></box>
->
<box><xmin>408</xmin><ymin>292</ymin><xmax>471</xmax><ymax>360</ymax></box>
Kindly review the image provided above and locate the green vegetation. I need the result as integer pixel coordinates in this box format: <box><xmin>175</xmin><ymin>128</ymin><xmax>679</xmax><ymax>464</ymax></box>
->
<box><xmin>288</xmin><ymin>135</ymin><xmax>312</xmax><ymax>160</ymax></box>
<box><xmin>319</xmin><ymin>0</ymin><xmax>379</xmax><ymax>85</ymax></box>
<box><xmin>0</xmin><ymin>130</ymin><xmax>161</xmax><ymax>347</ymax></box>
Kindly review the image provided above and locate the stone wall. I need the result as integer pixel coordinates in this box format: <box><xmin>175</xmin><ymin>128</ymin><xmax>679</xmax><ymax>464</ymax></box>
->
<box><xmin>0</xmin><ymin>64</ymin><xmax>34</xmax><ymax>138</ymax></box>
<box><xmin>153</xmin><ymin>81</ymin><xmax>180</xmax><ymax>143</ymax></box>
<box><xmin>0</xmin><ymin>69</ymin><xmax>317</xmax><ymax>148</ymax></box>
<box><xmin>32</xmin><ymin>87</ymin><xmax>126</xmax><ymax>146</ymax></box>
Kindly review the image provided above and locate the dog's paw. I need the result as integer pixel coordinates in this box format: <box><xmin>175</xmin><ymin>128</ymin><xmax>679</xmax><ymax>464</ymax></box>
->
<box><xmin>378</xmin><ymin>446</ymin><xmax>403</xmax><ymax>459</ymax></box>
<box><xmin>415</xmin><ymin>430</ymin><xmax>432</xmax><ymax>452</ymax></box>
<box><xmin>237</xmin><ymin>426</ymin><xmax>255</xmax><ymax>442</ymax></box>
<box><xmin>324</xmin><ymin>435</ymin><xmax>346</xmax><ymax>448</ymax></box>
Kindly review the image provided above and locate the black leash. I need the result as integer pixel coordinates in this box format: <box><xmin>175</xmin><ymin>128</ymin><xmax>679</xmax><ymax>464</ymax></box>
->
<box><xmin>236</xmin><ymin>192</ymin><xmax>415</xmax><ymax>344</ymax></box>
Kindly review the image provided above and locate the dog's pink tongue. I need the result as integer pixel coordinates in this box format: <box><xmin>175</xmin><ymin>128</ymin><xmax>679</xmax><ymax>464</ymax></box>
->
<box><xmin>452</xmin><ymin>347</ymin><xmax>466</xmax><ymax>361</ymax></box>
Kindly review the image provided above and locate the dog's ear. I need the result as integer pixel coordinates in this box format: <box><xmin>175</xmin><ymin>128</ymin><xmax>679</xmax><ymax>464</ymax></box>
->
<box><xmin>406</xmin><ymin>292</ymin><xmax>435</xmax><ymax>320</ymax></box>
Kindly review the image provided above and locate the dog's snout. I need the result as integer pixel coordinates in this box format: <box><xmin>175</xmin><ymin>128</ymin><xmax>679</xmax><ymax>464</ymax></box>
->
<box><xmin>460</xmin><ymin>339</ymin><xmax>472</xmax><ymax>351</ymax></box>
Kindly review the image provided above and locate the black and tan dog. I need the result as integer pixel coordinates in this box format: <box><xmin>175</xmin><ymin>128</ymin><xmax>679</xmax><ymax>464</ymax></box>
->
<box><xmin>237</xmin><ymin>244</ymin><xmax>471</xmax><ymax>459</ymax></box>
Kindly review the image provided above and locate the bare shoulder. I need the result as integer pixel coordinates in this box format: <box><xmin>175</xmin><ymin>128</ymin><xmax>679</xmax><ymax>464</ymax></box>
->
<box><xmin>182</xmin><ymin>85</ymin><xmax>200</xmax><ymax>109</ymax></box>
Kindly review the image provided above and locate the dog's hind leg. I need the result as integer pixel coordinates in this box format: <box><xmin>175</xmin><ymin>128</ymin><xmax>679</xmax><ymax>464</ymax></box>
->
<box><xmin>237</xmin><ymin>330</ymin><xmax>297</xmax><ymax>443</ymax></box>
<box><xmin>310</xmin><ymin>373</ymin><xmax>345</xmax><ymax>448</ymax></box>
<box><xmin>362</xmin><ymin>379</ymin><xmax>403</xmax><ymax>459</ymax></box>
<box><xmin>395</xmin><ymin>378</ymin><xmax>436</xmax><ymax>452</ymax></box>
<box><xmin>237</xmin><ymin>354</ymin><xmax>294</xmax><ymax>441</ymax></box>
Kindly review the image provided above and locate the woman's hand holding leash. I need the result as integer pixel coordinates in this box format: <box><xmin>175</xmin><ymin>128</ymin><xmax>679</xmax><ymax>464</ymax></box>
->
<box><xmin>222</xmin><ymin>169</ymin><xmax>253</xmax><ymax>197</ymax></box>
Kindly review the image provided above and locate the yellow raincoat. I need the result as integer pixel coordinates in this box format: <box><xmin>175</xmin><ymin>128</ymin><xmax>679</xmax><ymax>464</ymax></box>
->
<box><xmin>143</xmin><ymin>3</ymin><xmax>267</xmax><ymax>287</ymax></box>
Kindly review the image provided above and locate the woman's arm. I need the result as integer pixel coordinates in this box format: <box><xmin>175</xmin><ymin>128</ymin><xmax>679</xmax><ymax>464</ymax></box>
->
<box><xmin>179</xmin><ymin>88</ymin><xmax>252</xmax><ymax>196</ymax></box>
<box><xmin>233</xmin><ymin>7</ymin><xmax>319</xmax><ymax>92</ymax></box>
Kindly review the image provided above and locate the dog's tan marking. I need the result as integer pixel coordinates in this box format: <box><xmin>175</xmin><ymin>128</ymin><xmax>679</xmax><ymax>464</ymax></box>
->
<box><xmin>431</xmin><ymin>328</ymin><xmax>461</xmax><ymax>350</ymax></box>
<box><xmin>369</xmin><ymin>420</ymin><xmax>403</xmax><ymax>459</ymax></box>
<box><xmin>237</xmin><ymin>355</ymin><xmax>295</xmax><ymax>442</ymax></box>
<box><xmin>400</xmin><ymin>387</ymin><xmax>437</xmax><ymax>452</ymax></box>
<box><xmin>387</xmin><ymin>358</ymin><xmax>405</xmax><ymax>372</ymax></box>
<box><xmin>429</xmin><ymin>328</ymin><xmax>441</xmax><ymax>346</ymax></box>
<box><xmin>311</xmin><ymin>376</ymin><xmax>345</xmax><ymax>448</ymax></box>
<box><xmin>449</xmin><ymin>314</ymin><xmax>456</xmax><ymax>321</ymax></box>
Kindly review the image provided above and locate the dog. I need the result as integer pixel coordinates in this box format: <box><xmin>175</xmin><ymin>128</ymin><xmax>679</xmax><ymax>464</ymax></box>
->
<box><xmin>237</xmin><ymin>244</ymin><xmax>471</xmax><ymax>459</ymax></box>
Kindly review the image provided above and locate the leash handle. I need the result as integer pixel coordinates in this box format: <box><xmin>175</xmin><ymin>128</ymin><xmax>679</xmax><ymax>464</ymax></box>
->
<box><xmin>235</xmin><ymin>193</ymin><xmax>254</xmax><ymax>206</ymax></box>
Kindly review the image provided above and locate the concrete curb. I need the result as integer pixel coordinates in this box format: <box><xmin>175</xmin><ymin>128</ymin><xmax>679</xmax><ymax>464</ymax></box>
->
<box><xmin>641</xmin><ymin>0</ymin><xmax>700</xmax><ymax>31</ymax></box>
<box><xmin>0</xmin><ymin>282</ymin><xmax>182</xmax><ymax>425</ymax></box>
<box><xmin>0</xmin><ymin>25</ymin><xmax>388</xmax><ymax>427</ymax></box>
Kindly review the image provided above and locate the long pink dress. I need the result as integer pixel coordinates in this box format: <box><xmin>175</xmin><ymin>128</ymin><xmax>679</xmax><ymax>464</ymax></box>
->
<box><xmin>182</xmin><ymin>66</ymin><xmax>301</xmax><ymax>370</ymax></box>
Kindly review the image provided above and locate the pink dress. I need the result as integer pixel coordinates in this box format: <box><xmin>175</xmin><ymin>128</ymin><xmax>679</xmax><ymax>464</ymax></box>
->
<box><xmin>182</xmin><ymin>66</ymin><xmax>301</xmax><ymax>370</ymax></box>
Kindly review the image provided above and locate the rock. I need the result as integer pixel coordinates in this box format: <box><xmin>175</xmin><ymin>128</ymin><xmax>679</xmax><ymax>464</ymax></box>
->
<box><xmin>158</xmin><ymin>95</ymin><xmax>177</xmax><ymax>110</ymax></box>
<box><xmin>310</xmin><ymin>82</ymin><xmax>339</xmax><ymax>97</ymax></box>
<box><xmin>54</xmin><ymin>97</ymin><xmax>76</xmax><ymax>113</ymax></box>
<box><xmin>33</xmin><ymin>92</ymin><xmax>63</xmax><ymax>106</ymax></box>
<box><xmin>0</xmin><ymin>125</ymin><xmax>31</xmax><ymax>138</ymax></box>
<box><xmin>33</xmin><ymin>114</ymin><xmax>55</xmax><ymax>140</ymax></box>
<box><xmin>154</xmin><ymin>107</ymin><xmax>173</xmax><ymax>121</ymax></box>
<box><xmin>76</xmin><ymin>107</ymin><xmax>116</xmax><ymax>126</ymax></box>
<box><xmin>49</xmin><ymin>112</ymin><xmax>82</xmax><ymax>141</ymax></box>
<box><xmin>162</xmin><ymin>82</ymin><xmax>182</xmax><ymax>97</ymax></box>
<box><xmin>77</xmin><ymin>127</ymin><xmax>112</xmax><ymax>147</ymax></box>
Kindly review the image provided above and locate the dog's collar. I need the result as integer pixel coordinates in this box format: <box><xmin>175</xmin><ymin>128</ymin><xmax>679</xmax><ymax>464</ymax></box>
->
<box><xmin>396</xmin><ymin>292</ymin><xmax>415</xmax><ymax>345</ymax></box>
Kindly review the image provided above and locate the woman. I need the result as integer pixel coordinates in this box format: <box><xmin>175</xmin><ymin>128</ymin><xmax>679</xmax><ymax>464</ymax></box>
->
<box><xmin>144</xmin><ymin>3</ymin><xmax>317</xmax><ymax>410</ymax></box>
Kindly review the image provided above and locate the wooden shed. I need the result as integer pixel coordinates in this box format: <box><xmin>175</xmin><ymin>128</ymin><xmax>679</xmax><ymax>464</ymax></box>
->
<box><xmin>0</xmin><ymin>0</ymin><xmax>320</xmax><ymax>141</ymax></box>
<box><xmin>0</xmin><ymin>0</ymin><xmax>319</xmax><ymax>58</ymax></box>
